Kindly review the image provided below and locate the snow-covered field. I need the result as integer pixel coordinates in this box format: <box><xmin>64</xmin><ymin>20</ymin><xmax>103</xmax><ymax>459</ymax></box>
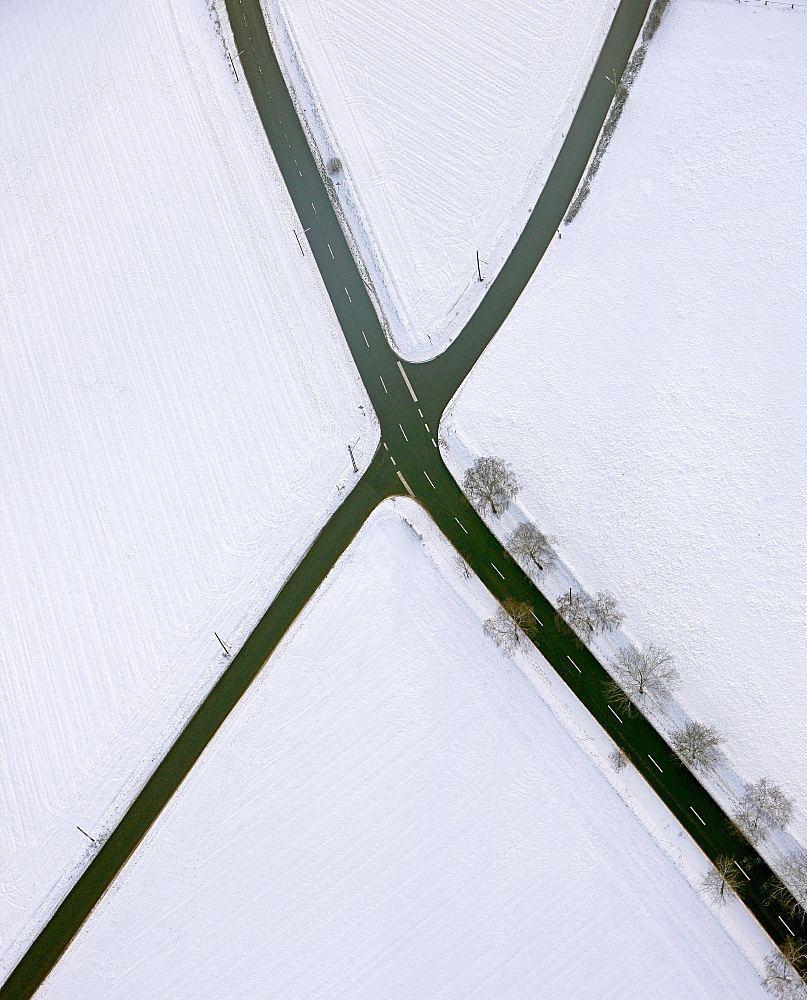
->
<box><xmin>263</xmin><ymin>0</ymin><xmax>618</xmax><ymax>360</ymax></box>
<box><xmin>35</xmin><ymin>500</ymin><xmax>768</xmax><ymax>999</ymax></box>
<box><xmin>444</xmin><ymin>0</ymin><xmax>807</xmax><ymax>845</ymax></box>
<box><xmin>0</xmin><ymin>0</ymin><xmax>375</xmax><ymax>977</ymax></box>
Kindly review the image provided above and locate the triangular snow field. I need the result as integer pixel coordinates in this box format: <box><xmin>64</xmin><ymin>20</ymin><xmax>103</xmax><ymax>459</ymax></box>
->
<box><xmin>36</xmin><ymin>503</ymin><xmax>767</xmax><ymax>999</ymax></box>
<box><xmin>265</xmin><ymin>0</ymin><xmax>619</xmax><ymax>360</ymax></box>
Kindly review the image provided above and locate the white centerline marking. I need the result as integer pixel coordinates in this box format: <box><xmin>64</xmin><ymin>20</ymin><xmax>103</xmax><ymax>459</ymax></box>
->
<box><xmin>648</xmin><ymin>754</ymin><xmax>663</xmax><ymax>773</ymax></box>
<box><xmin>390</xmin><ymin>457</ymin><xmax>396</xmax><ymax>466</ymax></box>
<box><xmin>779</xmin><ymin>916</ymin><xmax>796</xmax><ymax>936</ymax></box>
<box><xmin>379</xmin><ymin>376</ymin><xmax>387</xmax><ymax>393</ymax></box>
<box><xmin>733</xmin><ymin>860</ymin><xmax>751</xmax><ymax>881</ymax></box>
<box><xmin>399</xmin><ymin>423</ymin><xmax>409</xmax><ymax>442</ymax></box>
<box><xmin>344</xmin><ymin>286</ymin><xmax>352</xmax><ymax>302</ymax></box>
<box><xmin>690</xmin><ymin>807</ymin><xmax>706</xmax><ymax>826</ymax></box>
<box><xmin>383</xmin><ymin>442</ymin><xmax>388</xmax><ymax>451</ymax></box>
<box><xmin>418</xmin><ymin>409</ymin><xmax>423</xmax><ymax>418</ymax></box>
<box><xmin>431</xmin><ymin>437</ymin><xmax>437</xmax><ymax>448</ymax></box>
<box><xmin>362</xmin><ymin>330</ymin><xmax>369</xmax><ymax>347</ymax></box>
<box><xmin>608</xmin><ymin>705</ymin><xmax>622</xmax><ymax>723</ymax></box>
<box><xmin>530</xmin><ymin>610</ymin><xmax>543</xmax><ymax>626</ymax></box>
<box><xmin>396</xmin><ymin>471</ymin><xmax>415</xmax><ymax>498</ymax></box>
<box><xmin>424</xmin><ymin>422</ymin><xmax>430</xmax><ymax>432</ymax></box>
<box><xmin>396</xmin><ymin>361</ymin><xmax>418</xmax><ymax>402</ymax></box>
<box><xmin>424</xmin><ymin>471</ymin><xmax>435</xmax><ymax>489</ymax></box>
<box><xmin>327</xmin><ymin>243</ymin><xmax>334</xmax><ymax>258</ymax></box>
<box><xmin>455</xmin><ymin>518</ymin><xmax>468</xmax><ymax>534</ymax></box>
<box><xmin>567</xmin><ymin>655</ymin><xmax>581</xmax><ymax>672</ymax></box>
<box><xmin>491</xmin><ymin>563</ymin><xmax>505</xmax><ymax>579</ymax></box>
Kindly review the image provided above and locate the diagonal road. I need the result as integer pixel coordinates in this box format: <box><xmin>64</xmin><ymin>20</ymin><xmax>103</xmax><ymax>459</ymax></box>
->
<box><xmin>1</xmin><ymin>0</ymin><xmax>801</xmax><ymax>996</ymax></box>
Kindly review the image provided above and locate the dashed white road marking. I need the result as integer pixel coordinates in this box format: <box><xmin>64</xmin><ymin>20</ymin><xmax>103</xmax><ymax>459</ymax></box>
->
<box><xmin>779</xmin><ymin>916</ymin><xmax>796</xmax><ymax>935</ymax></box>
<box><xmin>567</xmin><ymin>655</ymin><xmax>581</xmax><ymax>673</ymax></box>
<box><xmin>431</xmin><ymin>437</ymin><xmax>438</xmax><ymax>449</ymax></box>
<box><xmin>396</xmin><ymin>361</ymin><xmax>418</xmax><ymax>402</ymax></box>
<box><xmin>396</xmin><ymin>471</ymin><xmax>416</xmax><ymax>498</ymax></box>
<box><xmin>379</xmin><ymin>376</ymin><xmax>387</xmax><ymax>393</ymax></box>
<box><xmin>491</xmin><ymin>563</ymin><xmax>505</xmax><ymax>579</ymax></box>
<box><xmin>647</xmin><ymin>754</ymin><xmax>663</xmax><ymax>773</ymax></box>
<box><xmin>455</xmin><ymin>518</ymin><xmax>468</xmax><ymax>534</ymax></box>
<box><xmin>733</xmin><ymin>860</ymin><xmax>751</xmax><ymax>881</ymax></box>
<box><xmin>362</xmin><ymin>330</ymin><xmax>369</xmax><ymax>347</ymax></box>
<box><xmin>608</xmin><ymin>705</ymin><xmax>623</xmax><ymax>723</ymax></box>
<box><xmin>344</xmin><ymin>286</ymin><xmax>352</xmax><ymax>302</ymax></box>
<box><xmin>690</xmin><ymin>806</ymin><xmax>706</xmax><ymax>826</ymax></box>
<box><xmin>530</xmin><ymin>610</ymin><xmax>543</xmax><ymax>626</ymax></box>
<box><xmin>424</xmin><ymin>471</ymin><xmax>435</xmax><ymax>489</ymax></box>
<box><xmin>399</xmin><ymin>423</ymin><xmax>408</xmax><ymax>442</ymax></box>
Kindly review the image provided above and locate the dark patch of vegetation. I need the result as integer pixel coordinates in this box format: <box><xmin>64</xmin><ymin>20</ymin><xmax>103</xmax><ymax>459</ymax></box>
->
<box><xmin>565</xmin><ymin>0</ymin><xmax>671</xmax><ymax>226</ymax></box>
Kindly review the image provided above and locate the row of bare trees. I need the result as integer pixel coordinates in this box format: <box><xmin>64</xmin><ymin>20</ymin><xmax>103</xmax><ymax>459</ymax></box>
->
<box><xmin>466</xmin><ymin>454</ymin><xmax>805</xmax><ymax>987</ymax></box>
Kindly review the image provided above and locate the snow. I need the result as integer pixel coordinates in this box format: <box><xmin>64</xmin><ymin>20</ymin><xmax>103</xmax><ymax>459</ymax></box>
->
<box><xmin>34</xmin><ymin>500</ymin><xmax>768</xmax><ymax>999</ymax></box>
<box><xmin>0</xmin><ymin>0</ymin><xmax>375</xmax><ymax>977</ymax></box>
<box><xmin>263</xmin><ymin>0</ymin><xmax>619</xmax><ymax>360</ymax></box>
<box><xmin>444</xmin><ymin>0</ymin><xmax>807</xmax><ymax>847</ymax></box>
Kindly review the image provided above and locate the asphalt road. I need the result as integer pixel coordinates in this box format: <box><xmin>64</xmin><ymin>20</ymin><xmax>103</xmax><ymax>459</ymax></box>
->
<box><xmin>1</xmin><ymin>0</ymin><xmax>800</xmax><ymax>996</ymax></box>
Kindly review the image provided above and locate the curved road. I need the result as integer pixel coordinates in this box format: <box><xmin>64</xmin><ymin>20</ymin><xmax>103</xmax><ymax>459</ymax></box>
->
<box><xmin>1</xmin><ymin>1</ymin><xmax>801</xmax><ymax>996</ymax></box>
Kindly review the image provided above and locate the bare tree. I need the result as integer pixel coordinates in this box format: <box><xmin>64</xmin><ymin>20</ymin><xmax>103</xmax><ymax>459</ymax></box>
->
<box><xmin>556</xmin><ymin>588</ymin><xmax>624</xmax><ymax>639</ymax></box>
<box><xmin>765</xmin><ymin>851</ymin><xmax>807</xmax><ymax>922</ymax></box>
<box><xmin>735</xmin><ymin>778</ymin><xmax>794</xmax><ymax>843</ymax></box>
<box><xmin>605</xmin><ymin>643</ymin><xmax>678</xmax><ymax>712</ymax></box>
<box><xmin>463</xmin><ymin>457</ymin><xmax>519</xmax><ymax>518</ymax></box>
<box><xmin>556</xmin><ymin>588</ymin><xmax>594</xmax><ymax>636</ymax></box>
<box><xmin>508</xmin><ymin>522</ymin><xmax>555</xmax><ymax>573</ymax></box>
<box><xmin>592</xmin><ymin>591</ymin><xmax>624</xmax><ymax>633</ymax></box>
<box><xmin>702</xmin><ymin>855</ymin><xmax>744</xmax><ymax>906</ymax></box>
<box><xmin>763</xmin><ymin>939</ymin><xmax>807</xmax><ymax>999</ymax></box>
<box><xmin>609</xmin><ymin>747</ymin><xmax>629</xmax><ymax>772</ymax></box>
<box><xmin>483</xmin><ymin>599</ymin><xmax>533</xmax><ymax>653</ymax></box>
<box><xmin>671</xmin><ymin>721</ymin><xmax>724</xmax><ymax>773</ymax></box>
<box><xmin>454</xmin><ymin>553</ymin><xmax>471</xmax><ymax>579</ymax></box>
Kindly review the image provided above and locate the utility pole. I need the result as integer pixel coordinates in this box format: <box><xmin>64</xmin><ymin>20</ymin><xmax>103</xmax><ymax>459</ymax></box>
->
<box><xmin>214</xmin><ymin>632</ymin><xmax>230</xmax><ymax>657</ymax></box>
<box><xmin>476</xmin><ymin>251</ymin><xmax>484</xmax><ymax>282</ymax></box>
<box><xmin>77</xmin><ymin>827</ymin><xmax>95</xmax><ymax>843</ymax></box>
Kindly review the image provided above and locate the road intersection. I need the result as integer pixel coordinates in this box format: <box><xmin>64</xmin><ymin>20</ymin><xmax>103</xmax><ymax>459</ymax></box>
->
<box><xmin>2</xmin><ymin>0</ymin><xmax>801</xmax><ymax>995</ymax></box>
